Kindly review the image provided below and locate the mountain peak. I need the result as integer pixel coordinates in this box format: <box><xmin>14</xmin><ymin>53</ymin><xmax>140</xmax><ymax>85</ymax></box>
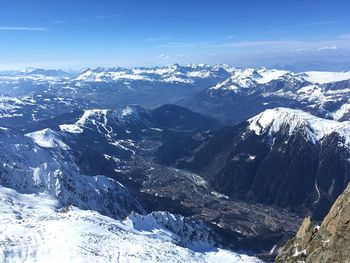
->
<box><xmin>210</xmin><ymin>68</ymin><xmax>291</xmax><ymax>92</ymax></box>
<box><xmin>26</xmin><ymin>128</ymin><xmax>69</xmax><ymax>150</ymax></box>
<box><xmin>248</xmin><ymin>108</ymin><xmax>350</xmax><ymax>145</ymax></box>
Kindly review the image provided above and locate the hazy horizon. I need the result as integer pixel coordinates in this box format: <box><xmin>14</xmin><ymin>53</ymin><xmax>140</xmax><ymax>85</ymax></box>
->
<box><xmin>2</xmin><ymin>60</ymin><xmax>350</xmax><ymax>73</ymax></box>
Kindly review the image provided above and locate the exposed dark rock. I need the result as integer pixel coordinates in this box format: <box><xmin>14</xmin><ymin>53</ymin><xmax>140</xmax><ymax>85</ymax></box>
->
<box><xmin>276</xmin><ymin>183</ymin><xmax>350</xmax><ymax>263</ymax></box>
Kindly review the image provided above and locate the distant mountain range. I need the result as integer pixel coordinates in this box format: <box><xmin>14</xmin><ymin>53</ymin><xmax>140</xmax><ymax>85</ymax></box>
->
<box><xmin>182</xmin><ymin>67</ymin><xmax>350</xmax><ymax>124</ymax></box>
<box><xmin>1</xmin><ymin>64</ymin><xmax>350</xmax><ymax>261</ymax></box>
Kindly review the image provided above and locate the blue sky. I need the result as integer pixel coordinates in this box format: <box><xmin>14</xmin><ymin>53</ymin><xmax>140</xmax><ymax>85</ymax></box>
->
<box><xmin>0</xmin><ymin>0</ymin><xmax>350</xmax><ymax>69</ymax></box>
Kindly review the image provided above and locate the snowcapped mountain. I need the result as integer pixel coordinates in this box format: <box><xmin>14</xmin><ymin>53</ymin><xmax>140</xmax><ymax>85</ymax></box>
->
<box><xmin>2</xmin><ymin>65</ymin><xmax>350</xmax><ymax>123</ymax></box>
<box><xmin>58</xmin><ymin>104</ymin><xmax>220</xmax><ymax>136</ymax></box>
<box><xmin>210</xmin><ymin>68</ymin><xmax>296</xmax><ymax>92</ymax></box>
<box><xmin>210</xmin><ymin>68</ymin><xmax>350</xmax><ymax>93</ymax></box>
<box><xmin>51</xmin><ymin>104</ymin><xmax>221</xmax><ymax>180</ymax></box>
<box><xmin>59</xmin><ymin>105</ymin><xmax>156</xmax><ymax>135</ymax></box>
<box><xmin>301</xmin><ymin>71</ymin><xmax>350</xmax><ymax>84</ymax></box>
<box><xmin>0</xmin><ymin>68</ymin><xmax>73</xmax><ymax>83</ymax></box>
<box><xmin>0</xmin><ymin>94</ymin><xmax>90</xmax><ymax>132</ymax></box>
<box><xmin>158</xmin><ymin>107</ymin><xmax>350</xmax><ymax>219</ymax></box>
<box><xmin>75</xmin><ymin>64</ymin><xmax>234</xmax><ymax>83</ymax></box>
<box><xmin>0</xmin><ymin>126</ymin><xmax>144</xmax><ymax>219</ymax></box>
<box><xmin>248</xmin><ymin>108</ymin><xmax>350</xmax><ymax>146</ymax></box>
<box><xmin>183</xmin><ymin>67</ymin><xmax>350</xmax><ymax>124</ymax></box>
<box><xmin>27</xmin><ymin>128</ymin><xmax>70</xmax><ymax>149</ymax></box>
<box><xmin>0</xmin><ymin>64</ymin><xmax>235</xmax><ymax>111</ymax></box>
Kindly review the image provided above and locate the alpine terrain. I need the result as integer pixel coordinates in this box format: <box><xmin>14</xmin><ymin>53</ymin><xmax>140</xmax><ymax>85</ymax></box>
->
<box><xmin>1</xmin><ymin>65</ymin><xmax>350</xmax><ymax>262</ymax></box>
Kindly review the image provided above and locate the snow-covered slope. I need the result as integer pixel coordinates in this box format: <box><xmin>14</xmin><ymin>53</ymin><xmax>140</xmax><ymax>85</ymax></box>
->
<box><xmin>210</xmin><ymin>68</ymin><xmax>293</xmax><ymax>92</ymax></box>
<box><xmin>248</xmin><ymin>108</ymin><xmax>350</xmax><ymax>146</ymax></box>
<box><xmin>302</xmin><ymin>71</ymin><xmax>350</xmax><ymax>84</ymax></box>
<box><xmin>26</xmin><ymin>128</ymin><xmax>70</xmax><ymax>150</ymax></box>
<box><xmin>0</xmin><ymin>127</ymin><xmax>144</xmax><ymax>219</ymax></box>
<box><xmin>0</xmin><ymin>68</ymin><xmax>72</xmax><ymax>84</ymax></box>
<box><xmin>2</xmin><ymin>65</ymin><xmax>350</xmax><ymax>123</ymax></box>
<box><xmin>75</xmin><ymin>64</ymin><xmax>234</xmax><ymax>84</ymax></box>
<box><xmin>57</xmin><ymin>105</ymin><xmax>154</xmax><ymax>166</ymax></box>
<box><xmin>1</xmin><ymin>65</ymin><xmax>349</xmax><ymax>89</ymax></box>
<box><xmin>210</xmin><ymin>68</ymin><xmax>350</xmax><ymax>93</ymax></box>
<box><xmin>59</xmin><ymin>105</ymin><xmax>154</xmax><ymax>135</ymax></box>
<box><xmin>0</xmin><ymin>94</ymin><xmax>85</xmax><ymax>132</ymax></box>
<box><xmin>0</xmin><ymin>185</ymin><xmax>261</xmax><ymax>263</ymax></box>
<box><xmin>200</xmin><ymin>67</ymin><xmax>350</xmax><ymax>123</ymax></box>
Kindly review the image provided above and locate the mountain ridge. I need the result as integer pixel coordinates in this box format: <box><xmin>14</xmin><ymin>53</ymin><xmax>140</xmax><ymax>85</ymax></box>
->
<box><xmin>157</xmin><ymin>107</ymin><xmax>350</xmax><ymax>219</ymax></box>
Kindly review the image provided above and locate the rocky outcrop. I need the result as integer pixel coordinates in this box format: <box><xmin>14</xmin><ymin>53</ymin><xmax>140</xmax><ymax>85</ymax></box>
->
<box><xmin>276</xmin><ymin>183</ymin><xmax>350</xmax><ymax>263</ymax></box>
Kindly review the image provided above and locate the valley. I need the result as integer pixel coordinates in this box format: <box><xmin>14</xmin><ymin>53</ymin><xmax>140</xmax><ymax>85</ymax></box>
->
<box><xmin>1</xmin><ymin>65</ymin><xmax>350</xmax><ymax>262</ymax></box>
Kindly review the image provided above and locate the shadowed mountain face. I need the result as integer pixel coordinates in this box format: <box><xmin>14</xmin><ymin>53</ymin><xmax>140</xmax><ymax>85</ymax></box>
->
<box><xmin>152</xmin><ymin>104</ymin><xmax>222</xmax><ymax>131</ymax></box>
<box><xmin>157</xmin><ymin>108</ymin><xmax>350</xmax><ymax>220</ymax></box>
<box><xmin>49</xmin><ymin>104</ymin><xmax>221</xmax><ymax>179</ymax></box>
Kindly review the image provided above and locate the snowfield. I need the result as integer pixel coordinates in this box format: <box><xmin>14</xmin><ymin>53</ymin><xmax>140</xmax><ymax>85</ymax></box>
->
<box><xmin>302</xmin><ymin>71</ymin><xmax>350</xmax><ymax>84</ymax></box>
<box><xmin>248</xmin><ymin>107</ymin><xmax>350</xmax><ymax>146</ymax></box>
<box><xmin>0</xmin><ymin>185</ymin><xmax>261</xmax><ymax>263</ymax></box>
<box><xmin>210</xmin><ymin>68</ymin><xmax>350</xmax><ymax>92</ymax></box>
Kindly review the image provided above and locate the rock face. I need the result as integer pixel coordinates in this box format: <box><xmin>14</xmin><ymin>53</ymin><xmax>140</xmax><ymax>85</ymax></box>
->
<box><xmin>276</xmin><ymin>183</ymin><xmax>350</xmax><ymax>263</ymax></box>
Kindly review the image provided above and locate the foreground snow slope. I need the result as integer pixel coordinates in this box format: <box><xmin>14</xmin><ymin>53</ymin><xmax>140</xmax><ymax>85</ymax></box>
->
<box><xmin>0</xmin><ymin>185</ymin><xmax>261</xmax><ymax>263</ymax></box>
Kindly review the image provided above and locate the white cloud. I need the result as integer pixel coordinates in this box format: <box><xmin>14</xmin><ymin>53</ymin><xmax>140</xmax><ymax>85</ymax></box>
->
<box><xmin>147</xmin><ymin>37</ymin><xmax>171</xmax><ymax>42</ymax></box>
<box><xmin>159</xmin><ymin>54</ymin><xmax>169</xmax><ymax>60</ymax></box>
<box><xmin>158</xmin><ymin>37</ymin><xmax>349</xmax><ymax>53</ymax></box>
<box><xmin>225</xmin><ymin>35</ymin><xmax>236</xmax><ymax>40</ymax></box>
<box><xmin>318</xmin><ymin>46</ymin><xmax>337</xmax><ymax>51</ymax></box>
<box><xmin>94</xmin><ymin>14</ymin><xmax>123</xmax><ymax>19</ymax></box>
<box><xmin>0</xmin><ymin>26</ymin><xmax>47</xmax><ymax>31</ymax></box>
<box><xmin>290</xmin><ymin>21</ymin><xmax>338</xmax><ymax>28</ymax></box>
<box><xmin>51</xmin><ymin>20</ymin><xmax>68</xmax><ymax>25</ymax></box>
